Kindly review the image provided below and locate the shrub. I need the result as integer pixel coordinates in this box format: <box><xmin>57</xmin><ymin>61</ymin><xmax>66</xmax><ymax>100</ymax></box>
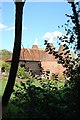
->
<box><xmin>17</xmin><ymin>67</ymin><xmax>31</xmax><ymax>79</ymax></box>
<box><xmin>3</xmin><ymin>79</ymin><xmax>77</xmax><ymax>119</ymax></box>
<box><xmin>0</xmin><ymin>61</ymin><xmax>10</xmax><ymax>73</ymax></box>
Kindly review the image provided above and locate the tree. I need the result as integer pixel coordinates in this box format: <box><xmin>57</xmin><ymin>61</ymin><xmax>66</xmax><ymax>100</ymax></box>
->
<box><xmin>68</xmin><ymin>1</ymin><xmax>80</xmax><ymax>118</ymax></box>
<box><xmin>44</xmin><ymin>0</ymin><xmax>80</xmax><ymax>119</ymax></box>
<box><xmin>0</xmin><ymin>49</ymin><xmax>12</xmax><ymax>61</ymax></box>
<box><xmin>67</xmin><ymin>0</ymin><xmax>80</xmax><ymax>50</ymax></box>
<box><xmin>66</xmin><ymin>1</ymin><xmax>80</xmax><ymax>118</ymax></box>
<box><xmin>2</xmin><ymin>0</ymin><xmax>26</xmax><ymax>113</ymax></box>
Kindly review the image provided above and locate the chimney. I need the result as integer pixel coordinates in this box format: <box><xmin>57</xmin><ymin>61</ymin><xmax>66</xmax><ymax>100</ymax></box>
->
<box><xmin>32</xmin><ymin>38</ymin><xmax>38</xmax><ymax>49</ymax></box>
<box><xmin>58</xmin><ymin>40</ymin><xmax>70</xmax><ymax>59</ymax></box>
<box><xmin>58</xmin><ymin>40</ymin><xmax>65</xmax><ymax>54</ymax></box>
<box><xmin>48</xmin><ymin>36</ymin><xmax>54</xmax><ymax>48</ymax></box>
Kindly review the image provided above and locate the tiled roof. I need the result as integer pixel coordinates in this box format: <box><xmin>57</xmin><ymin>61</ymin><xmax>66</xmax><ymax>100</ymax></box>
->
<box><xmin>6</xmin><ymin>47</ymin><xmax>57</xmax><ymax>62</ymax></box>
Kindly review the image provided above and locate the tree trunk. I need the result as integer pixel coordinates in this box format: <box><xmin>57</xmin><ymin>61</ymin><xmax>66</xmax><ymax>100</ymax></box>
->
<box><xmin>2</xmin><ymin>2</ymin><xmax>24</xmax><ymax>113</ymax></box>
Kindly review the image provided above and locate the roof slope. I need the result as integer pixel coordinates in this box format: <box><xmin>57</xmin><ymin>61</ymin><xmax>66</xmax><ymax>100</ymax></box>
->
<box><xmin>7</xmin><ymin>48</ymin><xmax>56</xmax><ymax>62</ymax></box>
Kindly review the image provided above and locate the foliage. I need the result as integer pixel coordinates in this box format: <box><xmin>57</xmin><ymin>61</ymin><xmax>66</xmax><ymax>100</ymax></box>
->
<box><xmin>2</xmin><ymin>1</ymin><xmax>80</xmax><ymax>119</ymax></box>
<box><xmin>17</xmin><ymin>67</ymin><xmax>25</xmax><ymax>79</ymax></box>
<box><xmin>17</xmin><ymin>66</ymin><xmax>31</xmax><ymax>79</ymax></box>
<box><xmin>0</xmin><ymin>61</ymin><xmax>10</xmax><ymax>73</ymax></box>
<box><xmin>44</xmin><ymin>1</ymin><xmax>80</xmax><ymax>118</ymax></box>
<box><xmin>0</xmin><ymin>49</ymin><xmax>12</xmax><ymax>61</ymax></box>
<box><xmin>3</xmin><ymin>79</ymin><xmax>77</xmax><ymax>119</ymax></box>
<box><xmin>57</xmin><ymin>1</ymin><xmax>80</xmax><ymax>51</ymax></box>
<box><xmin>44</xmin><ymin>1</ymin><xmax>80</xmax><ymax>79</ymax></box>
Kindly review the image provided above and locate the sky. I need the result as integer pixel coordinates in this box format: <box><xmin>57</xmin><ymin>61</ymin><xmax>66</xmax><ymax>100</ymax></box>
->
<box><xmin>0</xmin><ymin>1</ymin><xmax>73</xmax><ymax>52</ymax></box>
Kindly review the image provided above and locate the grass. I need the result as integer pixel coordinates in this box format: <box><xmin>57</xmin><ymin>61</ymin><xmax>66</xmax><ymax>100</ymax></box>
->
<box><xmin>0</xmin><ymin>78</ymin><xmax>40</xmax><ymax>96</ymax></box>
<box><xmin>0</xmin><ymin>79</ymin><xmax>7</xmax><ymax>96</ymax></box>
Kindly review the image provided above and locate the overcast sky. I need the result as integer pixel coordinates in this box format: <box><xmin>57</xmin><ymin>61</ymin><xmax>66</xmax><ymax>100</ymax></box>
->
<box><xmin>0</xmin><ymin>1</ymin><xmax>73</xmax><ymax>51</ymax></box>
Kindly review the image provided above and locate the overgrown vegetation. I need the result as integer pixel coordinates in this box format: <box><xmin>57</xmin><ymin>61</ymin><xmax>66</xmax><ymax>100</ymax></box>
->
<box><xmin>0</xmin><ymin>61</ymin><xmax>10</xmax><ymax>73</ymax></box>
<box><xmin>43</xmin><ymin>1</ymin><xmax>80</xmax><ymax>119</ymax></box>
<box><xmin>2</xmin><ymin>78</ymin><xmax>77</xmax><ymax>119</ymax></box>
<box><xmin>17</xmin><ymin>66</ymin><xmax>31</xmax><ymax>79</ymax></box>
<box><xmin>0</xmin><ymin>62</ymin><xmax>31</xmax><ymax>80</ymax></box>
<box><xmin>2</xmin><ymin>1</ymin><xmax>80</xmax><ymax>119</ymax></box>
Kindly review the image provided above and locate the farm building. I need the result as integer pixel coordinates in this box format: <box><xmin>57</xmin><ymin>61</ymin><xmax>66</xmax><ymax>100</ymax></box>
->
<box><xmin>6</xmin><ymin>40</ymin><xmax>67</xmax><ymax>80</ymax></box>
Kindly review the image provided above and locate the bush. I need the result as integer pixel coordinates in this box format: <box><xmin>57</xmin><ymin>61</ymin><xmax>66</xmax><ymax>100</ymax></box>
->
<box><xmin>3</xmin><ymin>79</ymin><xmax>77</xmax><ymax>119</ymax></box>
<box><xmin>0</xmin><ymin>61</ymin><xmax>10</xmax><ymax>73</ymax></box>
<box><xmin>17</xmin><ymin>67</ymin><xmax>31</xmax><ymax>79</ymax></box>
